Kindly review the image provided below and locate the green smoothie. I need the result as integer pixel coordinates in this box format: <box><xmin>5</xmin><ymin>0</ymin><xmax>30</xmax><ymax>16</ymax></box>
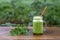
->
<box><xmin>33</xmin><ymin>16</ymin><xmax>43</xmax><ymax>34</ymax></box>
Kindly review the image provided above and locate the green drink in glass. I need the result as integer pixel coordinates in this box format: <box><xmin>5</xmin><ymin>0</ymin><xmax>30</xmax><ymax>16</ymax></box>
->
<box><xmin>33</xmin><ymin>16</ymin><xmax>43</xmax><ymax>35</ymax></box>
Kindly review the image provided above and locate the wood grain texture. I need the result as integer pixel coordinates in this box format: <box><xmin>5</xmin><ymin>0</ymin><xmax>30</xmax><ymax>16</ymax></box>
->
<box><xmin>0</xmin><ymin>27</ymin><xmax>60</xmax><ymax>40</ymax></box>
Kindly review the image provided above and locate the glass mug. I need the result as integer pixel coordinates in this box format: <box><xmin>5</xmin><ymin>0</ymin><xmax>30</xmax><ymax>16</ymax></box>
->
<box><xmin>33</xmin><ymin>16</ymin><xmax>44</xmax><ymax>35</ymax></box>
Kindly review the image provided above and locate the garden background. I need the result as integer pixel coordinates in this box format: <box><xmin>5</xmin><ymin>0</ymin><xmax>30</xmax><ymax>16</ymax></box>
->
<box><xmin>0</xmin><ymin>0</ymin><xmax>60</xmax><ymax>27</ymax></box>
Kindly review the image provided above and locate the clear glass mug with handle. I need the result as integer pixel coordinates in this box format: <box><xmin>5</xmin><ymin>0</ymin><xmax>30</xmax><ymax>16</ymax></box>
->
<box><xmin>33</xmin><ymin>16</ymin><xmax>44</xmax><ymax>35</ymax></box>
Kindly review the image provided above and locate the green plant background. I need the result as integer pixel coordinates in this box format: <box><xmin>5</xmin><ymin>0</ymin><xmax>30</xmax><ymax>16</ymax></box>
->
<box><xmin>0</xmin><ymin>0</ymin><xmax>60</xmax><ymax>26</ymax></box>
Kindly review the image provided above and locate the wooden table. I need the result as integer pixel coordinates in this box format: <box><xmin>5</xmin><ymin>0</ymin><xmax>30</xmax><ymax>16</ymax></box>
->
<box><xmin>0</xmin><ymin>27</ymin><xmax>60</xmax><ymax>40</ymax></box>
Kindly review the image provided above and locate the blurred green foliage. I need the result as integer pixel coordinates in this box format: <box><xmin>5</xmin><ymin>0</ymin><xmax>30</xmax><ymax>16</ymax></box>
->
<box><xmin>0</xmin><ymin>0</ymin><xmax>60</xmax><ymax>25</ymax></box>
<box><xmin>43</xmin><ymin>0</ymin><xmax>60</xmax><ymax>25</ymax></box>
<box><xmin>0</xmin><ymin>0</ymin><xmax>32</xmax><ymax>24</ymax></box>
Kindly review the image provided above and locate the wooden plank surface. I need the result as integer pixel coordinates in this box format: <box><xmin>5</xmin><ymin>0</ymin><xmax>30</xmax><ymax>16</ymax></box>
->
<box><xmin>0</xmin><ymin>27</ymin><xmax>60</xmax><ymax>40</ymax></box>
